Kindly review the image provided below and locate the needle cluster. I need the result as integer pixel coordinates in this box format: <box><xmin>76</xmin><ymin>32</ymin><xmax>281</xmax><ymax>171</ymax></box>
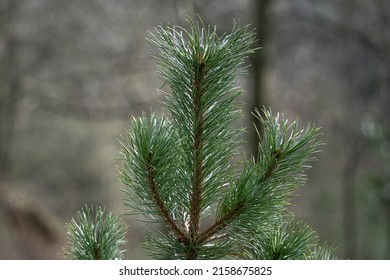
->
<box><xmin>63</xmin><ymin>206</ymin><xmax>127</xmax><ymax>260</ymax></box>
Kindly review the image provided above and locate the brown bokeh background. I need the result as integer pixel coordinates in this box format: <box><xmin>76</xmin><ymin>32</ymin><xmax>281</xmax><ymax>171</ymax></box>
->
<box><xmin>1</xmin><ymin>0</ymin><xmax>389</xmax><ymax>259</ymax></box>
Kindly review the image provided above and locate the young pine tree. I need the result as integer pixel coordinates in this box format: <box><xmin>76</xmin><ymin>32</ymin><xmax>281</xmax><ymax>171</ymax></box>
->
<box><xmin>63</xmin><ymin>17</ymin><xmax>335</xmax><ymax>260</ymax></box>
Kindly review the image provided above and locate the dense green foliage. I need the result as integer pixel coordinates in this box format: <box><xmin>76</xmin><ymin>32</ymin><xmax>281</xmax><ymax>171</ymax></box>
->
<box><xmin>63</xmin><ymin>206</ymin><xmax>127</xmax><ymax>260</ymax></box>
<box><xmin>64</xmin><ymin>17</ymin><xmax>335</xmax><ymax>260</ymax></box>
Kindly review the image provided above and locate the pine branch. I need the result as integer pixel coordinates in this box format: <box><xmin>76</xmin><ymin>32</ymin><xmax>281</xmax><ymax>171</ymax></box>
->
<box><xmin>119</xmin><ymin>113</ymin><xmax>186</xmax><ymax>237</ymax></box>
<box><xmin>145</xmin><ymin>150</ymin><xmax>188</xmax><ymax>242</ymax></box>
<box><xmin>63</xmin><ymin>206</ymin><xmax>127</xmax><ymax>260</ymax></box>
<box><xmin>213</xmin><ymin>108</ymin><xmax>321</xmax><ymax>244</ymax></box>
<box><xmin>143</xmin><ymin>16</ymin><xmax>258</xmax><ymax>259</ymax></box>
<box><xmin>242</xmin><ymin>218</ymin><xmax>336</xmax><ymax>260</ymax></box>
<box><xmin>243</xmin><ymin>219</ymin><xmax>318</xmax><ymax>260</ymax></box>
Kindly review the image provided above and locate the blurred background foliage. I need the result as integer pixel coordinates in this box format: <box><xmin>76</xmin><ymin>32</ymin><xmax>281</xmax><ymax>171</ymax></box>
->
<box><xmin>0</xmin><ymin>0</ymin><xmax>389</xmax><ymax>259</ymax></box>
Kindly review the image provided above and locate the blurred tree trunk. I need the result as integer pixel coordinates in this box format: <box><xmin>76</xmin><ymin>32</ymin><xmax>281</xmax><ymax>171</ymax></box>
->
<box><xmin>250</xmin><ymin>0</ymin><xmax>270</xmax><ymax>158</ymax></box>
<box><xmin>0</xmin><ymin>0</ymin><xmax>21</xmax><ymax>178</ymax></box>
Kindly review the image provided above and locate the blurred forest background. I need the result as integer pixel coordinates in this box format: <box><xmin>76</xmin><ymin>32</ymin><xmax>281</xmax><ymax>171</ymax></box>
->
<box><xmin>1</xmin><ymin>0</ymin><xmax>389</xmax><ymax>259</ymax></box>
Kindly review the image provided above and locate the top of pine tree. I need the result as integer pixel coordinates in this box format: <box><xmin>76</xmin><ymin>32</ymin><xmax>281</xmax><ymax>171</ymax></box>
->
<box><xmin>118</xmin><ymin>16</ymin><xmax>335</xmax><ymax>259</ymax></box>
<box><xmin>63</xmin><ymin>16</ymin><xmax>335</xmax><ymax>260</ymax></box>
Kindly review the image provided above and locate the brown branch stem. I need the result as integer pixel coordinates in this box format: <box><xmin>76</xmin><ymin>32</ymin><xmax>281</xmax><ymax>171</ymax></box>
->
<box><xmin>146</xmin><ymin>151</ymin><xmax>188</xmax><ymax>243</ymax></box>
<box><xmin>198</xmin><ymin>152</ymin><xmax>281</xmax><ymax>244</ymax></box>
<box><xmin>198</xmin><ymin>203</ymin><xmax>244</xmax><ymax>243</ymax></box>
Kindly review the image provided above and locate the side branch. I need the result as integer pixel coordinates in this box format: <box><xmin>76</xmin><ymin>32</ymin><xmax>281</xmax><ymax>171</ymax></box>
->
<box><xmin>146</xmin><ymin>151</ymin><xmax>188</xmax><ymax>242</ymax></box>
<box><xmin>199</xmin><ymin>153</ymin><xmax>282</xmax><ymax>243</ymax></box>
<box><xmin>199</xmin><ymin>203</ymin><xmax>244</xmax><ymax>243</ymax></box>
